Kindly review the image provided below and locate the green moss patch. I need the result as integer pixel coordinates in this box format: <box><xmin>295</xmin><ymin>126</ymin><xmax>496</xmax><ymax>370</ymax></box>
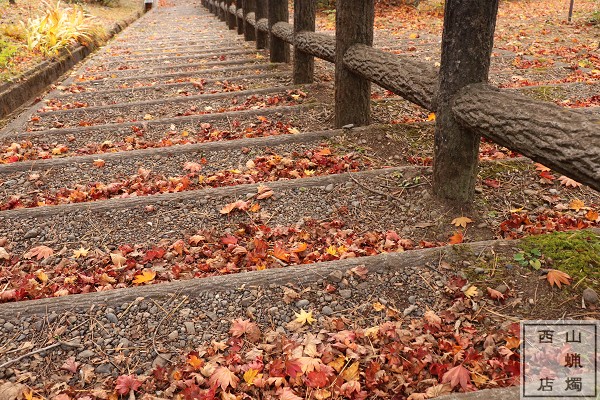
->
<box><xmin>520</xmin><ymin>230</ymin><xmax>600</xmax><ymax>288</ymax></box>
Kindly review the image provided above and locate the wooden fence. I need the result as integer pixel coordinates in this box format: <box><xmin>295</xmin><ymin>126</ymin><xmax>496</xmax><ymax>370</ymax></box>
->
<box><xmin>201</xmin><ymin>0</ymin><xmax>600</xmax><ymax>204</ymax></box>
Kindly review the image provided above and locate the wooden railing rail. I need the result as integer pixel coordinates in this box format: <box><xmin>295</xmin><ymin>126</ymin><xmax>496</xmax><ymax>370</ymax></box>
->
<box><xmin>200</xmin><ymin>0</ymin><xmax>600</xmax><ymax>201</ymax></box>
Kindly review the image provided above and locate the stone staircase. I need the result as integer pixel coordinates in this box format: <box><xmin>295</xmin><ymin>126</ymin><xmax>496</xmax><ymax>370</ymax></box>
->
<box><xmin>3</xmin><ymin>0</ymin><xmax>597</xmax><ymax>397</ymax></box>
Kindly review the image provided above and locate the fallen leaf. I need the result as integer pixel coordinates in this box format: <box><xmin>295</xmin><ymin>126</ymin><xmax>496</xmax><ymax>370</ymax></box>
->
<box><xmin>143</xmin><ymin>113</ymin><xmax>153</xmax><ymax>120</ymax></box>
<box><xmin>93</xmin><ymin>159</ymin><xmax>105</xmax><ymax>168</ymax></box>
<box><xmin>449</xmin><ymin>231</ymin><xmax>464</xmax><ymax>244</ymax></box>
<box><xmin>463</xmin><ymin>285</ymin><xmax>479</xmax><ymax>298</ymax></box>
<box><xmin>451</xmin><ymin>216</ymin><xmax>473</xmax><ymax>228</ymax></box>
<box><xmin>24</xmin><ymin>245</ymin><xmax>54</xmax><ymax>260</ymax></box>
<box><xmin>294</xmin><ymin>309</ymin><xmax>316</xmax><ymax>325</ymax></box>
<box><xmin>110</xmin><ymin>252</ymin><xmax>127</xmax><ymax>267</ymax></box>
<box><xmin>486</xmin><ymin>287</ymin><xmax>505</xmax><ymax>300</ymax></box>
<box><xmin>559</xmin><ymin>175</ymin><xmax>582</xmax><ymax>187</ymax></box>
<box><xmin>534</xmin><ymin>163</ymin><xmax>551</xmax><ymax>172</ymax></box>
<box><xmin>426</xmin><ymin>384</ymin><xmax>452</xmax><ymax>397</ymax></box>
<box><xmin>61</xmin><ymin>357</ymin><xmax>80</xmax><ymax>373</ymax></box>
<box><xmin>546</xmin><ymin>269</ymin><xmax>571</xmax><ymax>288</ymax></box>
<box><xmin>0</xmin><ymin>247</ymin><xmax>9</xmax><ymax>260</ymax></box>
<box><xmin>219</xmin><ymin>200</ymin><xmax>248</xmax><ymax>214</ymax></box>
<box><xmin>427</xmin><ymin>112</ymin><xmax>436</xmax><ymax>121</ymax></box>
<box><xmin>372</xmin><ymin>302</ymin><xmax>385</xmax><ymax>311</ymax></box>
<box><xmin>569</xmin><ymin>198</ymin><xmax>586</xmax><ymax>211</ymax></box>
<box><xmin>243</xmin><ymin>368</ymin><xmax>260</xmax><ymax>385</ymax></box>
<box><xmin>35</xmin><ymin>269</ymin><xmax>48</xmax><ymax>283</ymax></box>
<box><xmin>209</xmin><ymin>366</ymin><xmax>239</xmax><ymax>391</ymax></box>
<box><xmin>442</xmin><ymin>364</ymin><xmax>471</xmax><ymax>390</ymax></box>
<box><xmin>340</xmin><ymin>362</ymin><xmax>360</xmax><ymax>382</ymax></box>
<box><xmin>183</xmin><ymin>161</ymin><xmax>203</xmax><ymax>173</ymax></box>
<box><xmin>585</xmin><ymin>210</ymin><xmax>599</xmax><ymax>222</ymax></box>
<box><xmin>72</xmin><ymin>247</ymin><xmax>89</xmax><ymax>258</ymax></box>
<box><xmin>133</xmin><ymin>270</ymin><xmax>156</xmax><ymax>284</ymax></box>
<box><xmin>115</xmin><ymin>374</ymin><xmax>142</xmax><ymax>395</ymax></box>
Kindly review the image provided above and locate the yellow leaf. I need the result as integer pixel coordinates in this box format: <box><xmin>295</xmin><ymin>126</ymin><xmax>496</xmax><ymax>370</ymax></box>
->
<box><xmin>288</xmin><ymin>127</ymin><xmax>300</xmax><ymax>134</ymax></box>
<box><xmin>35</xmin><ymin>269</ymin><xmax>48</xmax><ymax>283</ymax></box>
<box><xmin>409</xmin><ymin>33</ymin><xmax>420</xmax><ymax>39</ymax></box>
<box><xmin>328</xmin><ymin>356</ymin><xmax>346</xmax><ymax>372</ymax></box>
<box><xmin>340</xmin><ymin>362</ymin><xmax>360</xmax><ymax>382</ymax></box>
<box><xmin>143</xmin><ymin>113</ymin><xmax>153</xmax><ymax>120</ymax></box>
<box><xmin>463</xmin><ymin>285</ymin><xmax>479</xmax><ymax>298</ymax></box>
<box><xmin>372</xmin><ymin>302</ymin><xmax>386</xmax><ymax>311</ymax></box>
<box><xmin>451</xmin><ymin>216</ymin><xmax>473</xmax><ymax>228</ymax></box>
<box><xmin>585</xmin><ymin>210</ymin><xmax>599</xmax><ymax>222</ymax></box>
<box><xmin>294</xmin><ymin>309</ymin><xmax>316</xmax><ymax>325</ymax></box>
<box><xmin>509</xmin><ymin>207</ymin><xmax>526</xmax><ymax>213</ymax></box>
<box><xmin>72</xmin><ymin>247</ymin><xmax>89</xmax><ymax>258</ymax></box>
<box><xmin>569</xmin><ymin>198</ymin><xmax>586</xmax><ymax>211</ymax></box>
<box><xmin>133</xmin><ymin>269</ymin><xmax>156</xmax><ymax>284</ymax></box>
<box><xmin>243</xmin><ymin>368</ymin><xmax>260</xmax><ymax>385</ymax></box>
<box><xmin>325</xmin><ymin>245</ymin><xmax>338</xmax><ymax>256</ymax></box>
<box><xmin>427</xmin><ymin>112</ymin><xmax>436</xmax><ymax>121</ymax></box>
<box><xmin>304</xmin><ymin>169</ymin><xmax>316</xmax><ymax>176</ymax></box>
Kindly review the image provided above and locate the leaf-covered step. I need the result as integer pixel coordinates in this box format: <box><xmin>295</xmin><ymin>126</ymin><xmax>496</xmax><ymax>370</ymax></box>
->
<box><xmin>68</xmin><ymin>64</ymin><xmax>284</xmax><ymax>91</ymax></box>
<box><xmin>83</xmin><ymin>49</ymin><xmax>259</xmax><ymax>71</ymax></box>
<box><xmin>46</xmin><ymin>73</ymin><xmax>290</xmax><ymax>109</ymax></box>
<box><xmin>27</xmin><ymin>87</ymin><xmax>306</xmax><ymax>130</ymax></box>
<box><xmin>0</xmin><ymin>167</ymin><xmax>431</xmax><ymax>252</ymax></box>
<box><xmin>0</xmin><ymin>129</ymin><xmax>373</xmax><ymax>210</ymax></box>
<box><xmin>1</xmin><ymin>105</ymin><xmax>319</xmax><ymax>157</ymax></box>
<box><xmin>73</xmin><ymin>56</ymin><xmax>265</xmax><ymax>81</ymax></box>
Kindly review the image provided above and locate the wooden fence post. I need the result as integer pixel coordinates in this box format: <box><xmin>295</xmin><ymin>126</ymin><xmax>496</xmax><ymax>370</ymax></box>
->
<box><xmin>226</xmin><ymin>0</ymin><xmax>236</xmax><ymax>29</ymax></box>
<box><xmin>219</xmin><ymin>1</ymin><xmax>226</xmax><ymax>21</ymax></box>
<box><xmin>243</xmin><ymin>0</ymin><xmax>257</xmax><ymax>41</ymax></box>
<box><xmin>236</xmin><ymin>0</ymin><xmax>244</xmax><ymax>34</ymax></box>
<box><xmin>433</xmin><ymin>0</ymin><xmax>499</xmax><ymax>203</ymax></box>
<box><xmin>255</xmin><ymin>0</ymin><xmax>268</xmax><ymax>49</ymax></box>
<box><xmin>334</xmin><ymin>0</ymin><xmax>374</xmax><ymax>127</ymax></box>
<box><xmin>269</xmin><ymin>0</ymin><xmax>290</xmax><ymax>62</ymax></box>
<box><xmin>293</xmin><ymin>0</ymin><xmax>316</xmax><ymax>84</ymax></box>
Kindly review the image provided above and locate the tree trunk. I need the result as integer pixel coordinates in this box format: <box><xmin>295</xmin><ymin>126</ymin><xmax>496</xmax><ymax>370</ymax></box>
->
<box><xmin>568</xmin><ymin>0</ymin><xmax>575</xmax><ymax>22</ymax></box>
<box><xmin>334</xmin><ymin>0</ymin><xmax>374</xmax><ymax>128</ymax></box>
<box><xmin>268</xmin><ymin>0</ymin><xmax>290</xmax><ymax>63</ymax></box>
<box><xmin>432</xmin><ymin>0</ymin><xmax>499</xmax><ymax>204</ymax></box>
<box><xmin>293</xmin><ymin>0</ymin><xmax>316</xmax><ymax>84</ymax></box>
<box><xmin>453</xmin><ymin>83</ymin><xmax>600</xmax><ymax>192</ymax></box>
<box><xmin>255</xmin><ymin>0</ymin><xmax>268</xmax><ymax>48</ymax></box>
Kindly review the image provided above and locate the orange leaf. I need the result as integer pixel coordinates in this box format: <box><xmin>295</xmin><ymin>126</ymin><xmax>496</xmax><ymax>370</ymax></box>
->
<box><xmin>449</xmin><ymin>231</ymin><xmax>464</xmax><ymax>244</ymax></box>
<box><xmin>291</xmin><ymin>242</ymin><xmax>307</xmax><ymax>253</ymax></box>
<box><xmin>183</xmin><ymin>161</ymin><xmax>203</xmax><ymax>173</ymax></box>
<box><xmin>272</xmin><ymin>243</ymin><xmax>290</xmax><ymax>262</ymax></box>
<box><xmin>133</xmin><ymin>270</ymin><xmax>156</xmax><ymax>284</ymax></box>
<box><xmin>585</xmin><ymin>210</ymin><xmax>599</xmax><ymax>222</ymax></box>
<box><xmin>546</xmin><ymin>269</ymin><xmax>571</xmax><ymax>288</ymax></box>
<box><xmin>188</xmin><ymin>355</ymin><xmax>203</xmax><ymax>370</ymax></box>
<box><xmin>316</xmin><ymin>148</ymin><xmax>332</xmax><ymax>156</ymax></box>
<box><xmin>93</xmin><ymin>159</ymin><xmax>105</xmax><ymax>168</ymax></box>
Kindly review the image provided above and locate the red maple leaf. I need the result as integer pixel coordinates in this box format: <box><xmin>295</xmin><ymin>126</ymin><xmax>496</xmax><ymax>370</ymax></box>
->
<box><xmin>115</xmin><ymin>374</ymin><xmax>142</xmax><ymax>394</ymax></box>
<box><xmin>442</xmin><ymin>364</ymin><xmax>471</xmax><ymax>390</ymax></box>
